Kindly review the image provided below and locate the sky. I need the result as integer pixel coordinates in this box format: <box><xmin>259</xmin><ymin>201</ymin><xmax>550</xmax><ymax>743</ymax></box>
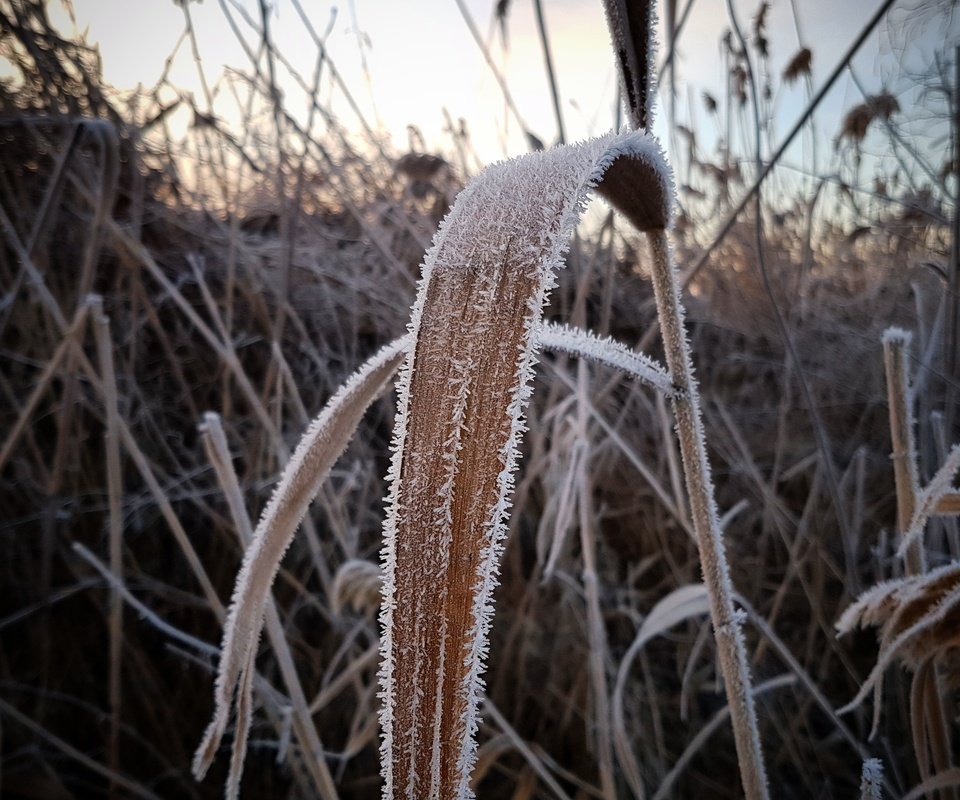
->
<box><xmin>25</xmin><ymin>0</ymin><xmax>960</xmax><ymax>197</ymax></box>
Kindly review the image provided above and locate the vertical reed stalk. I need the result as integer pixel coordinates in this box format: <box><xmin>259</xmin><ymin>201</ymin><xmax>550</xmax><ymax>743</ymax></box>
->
<box><xmin>92</xmin><ymin>297</ymin><xmax>124</xmax><ymax>798</ymax></box>
<box><xmin>883</xmin><ymin>329</ymin><xmax>925</xmax><ymax>575</ymax></box>
<box><xmin>645</xmin><ymin>228</ymin><xmax>769</xmax><ymax>800</ymax></box>
<box><xmin>882</xmin><ymin>329</ymin><xmax>956</xmax><ymax>800</ymax></box>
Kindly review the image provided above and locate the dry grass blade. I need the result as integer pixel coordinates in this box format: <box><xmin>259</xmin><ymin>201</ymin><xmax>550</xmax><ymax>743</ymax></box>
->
<box><xmin>899</xmin><ymin>445</ymin><xmax>960</xmax><ymax>559</ymax></box>
<box><xmin>575</xmin><ymin>425</ymin><xmax>615</xmax><ymax>800</ymax></box>
<box><xmin>601</xmin><ymin>0</ymin><xmax>657</xmax><ymax>131</ymax></box>
<box><xmin>613</xmin><ymin>584</ymin><xmax>711</xmax><ymax>799</ymax></box>
<box><xmin>68</xmin><ymin>344</ymin><xmax>225</xmax><ymax>614</ymax></box>
<box><xmin>482</xmin><ymin>699</ymin><xmax>575</xmax><ymax>800</ymax></box>
<box><xmin>72</xmin><ymin>543</ymin><xmax>218</xmax><ymax>657</ymax></box>
<box><xmin>936</xmin><ymin>492</ymin><xmax>960</xmax><ymax>514</ymax></box>
<box><xmin>199</xmin><ymin>412</ymin><xmax>340</xmax><ymax>800</ymax></box>
<box><xmin>903</xmin><ymin>769</ymin><xmax>960</xmax><ymax>800</ymax></box>
<box><xmin>837</xmin><ymin>561</ymin><xmax>960</xmax><ymax>721</ymax></box>
<box><xmin>193</xmin><ymin>336</ymin><xmax>407</xmax><ymax>784</ymax></box>
<box><xmin>537</xmin><ymin>321</ymin><xmax>676</xmax><ymax>396</ymax></box>
<box><xmin>651</xmin><ymin>675</ymin><xmax>794</xmax><ymax>800</ymax></box>
<box><xmin>91</xmin><ymin>296</ymin><xmax>124</xmax><ymax>794</ymax></box>
<box><xmin>378</xmin><ymin>129</ymin><xmax>672</xmax><ymax>799</ymax></box>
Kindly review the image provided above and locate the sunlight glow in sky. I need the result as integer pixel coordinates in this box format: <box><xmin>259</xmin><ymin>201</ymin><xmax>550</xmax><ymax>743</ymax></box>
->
<box><xmin>34</xmin><ymin>0</ymin><xmax>958</xmax><ymax>190</ymax></box>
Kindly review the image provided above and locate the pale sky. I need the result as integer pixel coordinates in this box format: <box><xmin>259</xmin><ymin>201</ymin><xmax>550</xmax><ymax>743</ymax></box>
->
<box><xmin>30</xmin><ymin>1</ymin><xmax>960</xmax><ymax>186</ymax></box>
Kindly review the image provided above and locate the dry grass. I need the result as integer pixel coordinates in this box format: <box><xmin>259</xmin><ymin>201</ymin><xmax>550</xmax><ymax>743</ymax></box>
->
<box><xmin>1</xmin><ymin>0</ymin><xmax>959</xmax><ymax>798</ymax></box>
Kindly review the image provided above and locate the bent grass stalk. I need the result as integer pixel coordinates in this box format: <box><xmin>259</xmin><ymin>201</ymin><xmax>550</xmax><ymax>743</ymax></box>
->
<box><xmin>199</xmin><ymin>412</ymin><xmax>339</xmax><ymax>800</ymax></box>
<box><xmin>91</xmin><ymin>296</ymin><xmax>124</xmax><ymax>796</ymax></box>
<box><xmin>192</xmin><ymin>337</ymin><xmax>407</xmax><ymax>788</ymax></box>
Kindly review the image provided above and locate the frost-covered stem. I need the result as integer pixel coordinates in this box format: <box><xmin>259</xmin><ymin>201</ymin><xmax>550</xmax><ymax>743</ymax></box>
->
<box><xmin>645</xmin><ymin>228</ymin><xmax>768</xmax><ymax>800</ymax></box>
<box><xmin>882</xmin><ymin>329</ymin><xmax>925</xmax><ymax>575</ymax></box>
<box><xmin>538</xmin><ymin>321</ymin><xmax>676</xmax><ymax>396</ymax></box>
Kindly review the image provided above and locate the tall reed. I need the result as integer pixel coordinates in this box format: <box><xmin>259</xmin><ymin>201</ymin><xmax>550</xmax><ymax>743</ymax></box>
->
<box><xmin>195</xmin><ymin>2</ymin><xmax>768</xmax><ymax>797</ymax></box>
<box><xmin>604</xmin><ymin>1</ymin><xmax>768</xmax><ymax>796</ymax></box>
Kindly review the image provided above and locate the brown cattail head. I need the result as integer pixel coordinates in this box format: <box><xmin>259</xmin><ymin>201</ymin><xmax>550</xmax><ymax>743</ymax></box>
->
<box><xmin>783</xmin><ymin>47</ymin><xmax>812</xmax><ymax>84</ymax></box>
<box><xmin>837</xmin><ymin>92</ymin><xmax>900</xmax><ymax>147</ymax></box>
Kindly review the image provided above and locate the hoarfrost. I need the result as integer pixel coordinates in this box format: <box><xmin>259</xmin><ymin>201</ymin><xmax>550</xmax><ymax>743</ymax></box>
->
<box><xmin>378</xmin><ymin>129</ymin><xmax>677</xmax><ymax>799</ymax></box>
<box><xmin>192</xmin><ymin>336</ymin><xmax>407</xmax><ymax>788</ymax></box>
<box><xmin>537</xmin><ymin>320</ymin><xmax>676</xmax><ymax>396</ymax></box>
<box><xmin>859</xmin><ymin>758</ymin><xmax>883</xmax><ymax>800</ymax></box>
<box><xmin>897</xmin><ymin>444</ymin><xmax>960</xmax><ymax>559</ymax></box>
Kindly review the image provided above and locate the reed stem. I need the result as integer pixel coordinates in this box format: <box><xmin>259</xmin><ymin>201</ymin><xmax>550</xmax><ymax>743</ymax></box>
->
<box><xmin>645</xmin><ymin>228</ymin><xmax>768</xmax><ymax>800</ymax></box>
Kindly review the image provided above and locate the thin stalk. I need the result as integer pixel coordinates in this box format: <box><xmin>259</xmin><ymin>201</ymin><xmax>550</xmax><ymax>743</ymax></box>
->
<box><xmin>947</xmin><ymin>44</ymin><xmax>960</xmax><ymax>441</ymax></box>
<box><xmin>483</xmin><ymin>700</ymin><xmax>575</xmax><ymax>800</ymax></box>
<box><xmin>71</xmin><ymin>342</ymin><xmax>224</xmax><ymax>613</ymax></box>
<box><xmin>575</xmin><ymin>363</ymin><xmax>616</xmax><ymax>800</ymax></box>
<box><xmin>92</xmin><ymin>298</ymin><xmax>124</xmax><ymax>798</ymax></box>
<box><xmin>532</xmin><ymin>0</ymin><xmax>566</xmax><ymax>145</ymax></box>
<box><xmin>883</xmin><ymin>330</ymin><xmax>925</xmax><ymax>575</ymax></box>
<box><xmin>645</xmin><ymin>228</ymin><xmax>768</xmax><ymax>800</ymax></box>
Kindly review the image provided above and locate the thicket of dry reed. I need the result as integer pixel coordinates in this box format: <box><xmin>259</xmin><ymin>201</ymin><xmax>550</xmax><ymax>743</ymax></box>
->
<box><xmin>1</xmin><ymin>0</ymin><xmax>959</xmax><ymax>797</ymax></box>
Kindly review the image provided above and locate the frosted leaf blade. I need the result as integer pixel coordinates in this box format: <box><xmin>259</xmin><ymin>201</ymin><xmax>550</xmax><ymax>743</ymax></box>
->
<box><xmin>193</xmin><ymin>335</ymin><xmax>407</xmax><ymax>782</ymax></box>
<box><xmin>897</xmin><ymin>444</ymin><xmax>960</xmax><ymax>559</ymax></box>
<box><xmin>538</xmin><ymin>321</ymin><xmax>676</xmax><ymax>396</ymax></box>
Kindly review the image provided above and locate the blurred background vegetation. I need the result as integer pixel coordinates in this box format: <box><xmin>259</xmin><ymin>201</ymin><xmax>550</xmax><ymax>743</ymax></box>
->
<box><xmin>1</xmin><ymin>0</ymin><xmax>959</xmax><ymax>797</ymax></box>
